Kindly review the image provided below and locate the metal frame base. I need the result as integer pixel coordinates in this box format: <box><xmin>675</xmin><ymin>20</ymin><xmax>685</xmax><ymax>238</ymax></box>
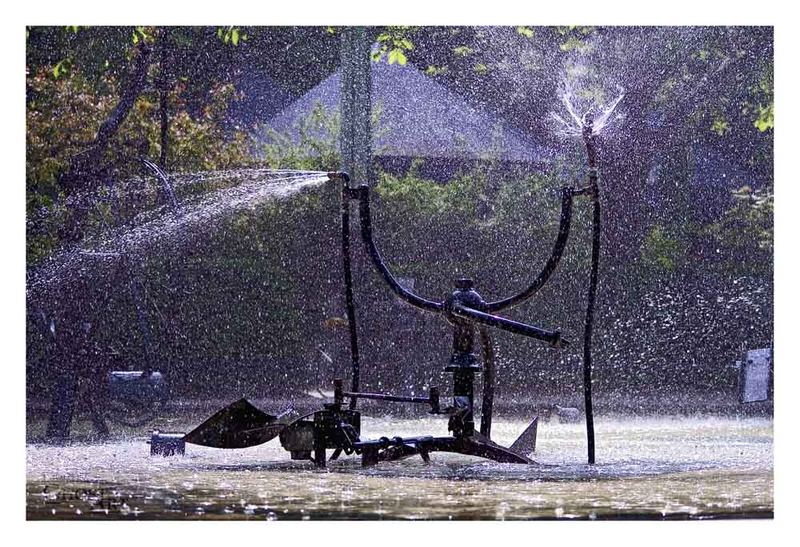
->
<box><xmin>356</xmin><ymin>434</ymin><xmax>533</xmax><ymax>467</ymax></box>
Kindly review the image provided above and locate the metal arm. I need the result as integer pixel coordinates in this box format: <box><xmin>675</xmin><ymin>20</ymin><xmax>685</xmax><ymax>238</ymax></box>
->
<box><xmin>338</xmin><ymin>173</ymin><xmax>361</xmax><ymax>407</ymax></box>
<box><xmin>351</xmin><ymin>184</ymin><xmax>444</xmax><ymax>313</ymax></box>
<box><xmin>450</xmin><ymin>304</ymin><xmax>566</xmax><ymax>348</ymax></box>
<box><xmin>485</xmin><ymin>186</ymin><xmax>575</xmax><ymax>312</ymax></box>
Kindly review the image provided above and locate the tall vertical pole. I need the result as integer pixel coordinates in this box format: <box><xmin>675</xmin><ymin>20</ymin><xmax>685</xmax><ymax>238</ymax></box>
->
<box><xmin>340</xmin><ymin>27</ymin><xmax>373</xmax><ymax>408</ymax></box>
<box><xmin>582</xmin><ymin>122</ymin><xmax>599</xmax><ymax>465</ymax></box>
<box><xmin>340</xmin><ymin>26</ymin><xmax>373</xmax><ymax>185</ymax></box>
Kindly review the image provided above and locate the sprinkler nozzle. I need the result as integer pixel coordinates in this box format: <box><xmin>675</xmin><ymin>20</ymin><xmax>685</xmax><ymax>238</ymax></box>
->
<box><xmin>550</xmin><ymin>332</ymin><xmax>568</xmax><ymax>349</ymax></box>
<box><xmin>327</xmin><ymin>172</ymin><xmax>351</xmax><ymax>184</ymax></box>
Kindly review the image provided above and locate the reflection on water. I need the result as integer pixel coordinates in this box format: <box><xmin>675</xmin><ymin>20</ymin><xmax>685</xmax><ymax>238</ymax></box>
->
<box><xmin>26</xmin><ymin>416</ymin><xmax>773</xmax><ymax>520</ymax></box>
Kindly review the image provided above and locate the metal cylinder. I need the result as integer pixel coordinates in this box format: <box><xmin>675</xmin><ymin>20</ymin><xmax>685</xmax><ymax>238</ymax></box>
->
<box><xmin>150</xmin><ymin>431</ymin><xmax>185</xmax><ymax>456</ymax></box>
<box><xmin>108</xmin><ymin>371</ymin><xmax>166</xmax><ymax>401</ymax></box>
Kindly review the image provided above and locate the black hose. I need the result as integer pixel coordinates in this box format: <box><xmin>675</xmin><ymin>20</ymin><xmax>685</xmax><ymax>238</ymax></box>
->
<box><xmin>485</xmin><ymin>187</ymin><xmax>575</xmax><ymax>313</ymax></box>
<box><xmin>582</xmin><ymin>124</ymin><xmax>599</xmax><ymax>465</ymax></box>
<box><xmin>354</xmin><ymin>185</ymin><xmax>443</xmax><ymax>313</ymax></box>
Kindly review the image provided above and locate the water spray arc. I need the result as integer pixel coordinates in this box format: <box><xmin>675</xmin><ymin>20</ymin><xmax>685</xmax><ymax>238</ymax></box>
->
<box><xmin>44</xmin><ymin>157</ymin><xmax>180</xmax><ymax>439</ymax></box>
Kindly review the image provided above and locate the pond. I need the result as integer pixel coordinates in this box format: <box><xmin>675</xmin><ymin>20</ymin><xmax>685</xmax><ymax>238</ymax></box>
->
<box><xmin>26</xmin><ymin>414</ymin><xmax>772</xmax><ymax>520</ymax></box>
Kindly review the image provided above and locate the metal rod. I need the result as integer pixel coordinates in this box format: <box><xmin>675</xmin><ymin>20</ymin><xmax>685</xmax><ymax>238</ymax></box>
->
<box><xmin>140</xmin><ymin>158</ymin><xmax>179</xmax><ymax>212</ymax></box>
<box><xmin>582</xmin><ymin>122</ymin><xmax>599</xmax><ymax>465</ymax></box>
<box><xmin>478</xmin><ymin>326</ymin><xmax>495</xmax><ymax>438</ymax></box>
<box><xmin>342</xmin><ymin>391</ymin><xmax>432</xmax><ymax>404</ymax></box>
<box><xmin>340</xmin><ymin>179</ymin><xmax>361</xmax><ymax>408</ymax></box>
<box><xmin>352</xmin><ymin>435</ymin><xmax>436</xmax><ymax>448</ymax></box>
<box><xmin>485</xmin><ymin>186</ymin><xmax>576</xmax><ymax>312</ymax></box>
<box><xmin>450</xmin><ymin>305</ymin><xmax>567</xmax><ymax>347</ymax></box>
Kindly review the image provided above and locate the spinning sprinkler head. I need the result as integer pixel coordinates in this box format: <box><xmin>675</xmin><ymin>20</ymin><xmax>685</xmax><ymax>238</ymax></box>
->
<box><xmin>582</xmin><ymin>115</ymin><xmax>595</xmax><ymax>138</ymax></box>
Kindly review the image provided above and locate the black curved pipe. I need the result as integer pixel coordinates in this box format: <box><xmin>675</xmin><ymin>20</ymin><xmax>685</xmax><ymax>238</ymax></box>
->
<box><xmin>353</xmin><ymin>185</ymin><xmax>444</xmax><ymax>313</ymax></box>
<box><xmin>485</xmin><ymin>186</ymin><xmax>575</xmax><ymax>312</ymax></box>
<box><xmin>332</xmin><ymin>172</ymin><xmax>570</xmax><ymax>445</ymax></box>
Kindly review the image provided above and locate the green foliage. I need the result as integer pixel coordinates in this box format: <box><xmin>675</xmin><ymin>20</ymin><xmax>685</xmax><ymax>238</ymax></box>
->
<box><xmin>217</xmin><ymin>26</ymin><xmax>247</xmax><ymax>46</ymax></box>
<box><xmin>161</xmin><ymin>84</ymin><xmax>255</xmax><ymax>171</ymax></box>
<box><xmin>706</xmin><ymin>184</ymin><xmax>773</xmax><ymax>261</ymax></box>
<box><xmin>516</xmin><ymin>26</ymin><xmax>535</xmax><ymax>38</ymax></box>
<box><xmin>262</xmin><ymin>101</ymin><xmax>389</xmax><ymax>171</ymax></box>
<box><xmin>680</xmin><ymin>35</ymin><xmax>775</xmax><ymax>139</ymax></box>
<box><xmin>375</xmin><ymin>161</ymin><xmax>480</xmax><ymax>218</ymax></box>
<box><xmin>387</xmin><ymin>48</ymin><xmax>407</xmax><ymax>65</ymax></box>
<box><xmin>132</xmin><ymin>26</ymin><xmax>153</xmax><ymax>45</ymax></box>
<box><xmin>26</xmin><ymin>69</ymin><xmax>116</xmax><ymax>196</ymax></box>
<box><xmin>754</xmin><ymin>103</ymin><xmax>774</xmax><ymax>132</ymax></box>
<box><xmin>750</xmin><ymin>69</ymin><xmax>774</xmax><ymax>132</ymax></box>
<box><xmin>425</xmin><ymin>65</ymin><xmax>448</xmax><ymax>76</ymax></box>
<box><xmin>26</xmin><ymin>65</ymin><xmax>255</xmax><ymax>264</ymax></box>
<box><xmin>372</xmin><ymin>27</ymin><xmax>415</xmax><ymax>66</ymax></box>
<box><xmin>374</xmin><ymin>162</ymin><xmax>566</xmax><ymax>238</ymax></box>
<box><xmin>262</xmin><ymin>102</ymin><xmax>340</xmax><ymax>171</ymax></box>
<box><xmin>51</xmin><ymin>58</ymin><xmax>72</xmax><ymax>78</ymax></box>
<box><xmin>473</xmin><ymin>62</ymin><xmax>489</xmax><ymax>75</ymax></box>
<box><xmin>556</xmin><ymin>26</ymin><xmax>595</xmax><ymax>52</ymax></box>
<box><xmin>711</xmin><ymin>113</ymin><xmax>731</xmax><ymax>135</ymax></box>
<box><xmin>640</xmin><ymin>224</ymin><xmax>684</xmax><ymax>271</ymax></box>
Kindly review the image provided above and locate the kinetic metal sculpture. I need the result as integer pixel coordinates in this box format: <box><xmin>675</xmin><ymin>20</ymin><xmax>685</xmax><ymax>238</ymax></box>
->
<box><xmin>177</xmin><ymin>165</ymin><xmax>600</xmax><ymax>467</ymax></box>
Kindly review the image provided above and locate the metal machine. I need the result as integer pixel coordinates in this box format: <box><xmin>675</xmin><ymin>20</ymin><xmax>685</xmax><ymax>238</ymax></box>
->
<box><xmin>175</xmin><ymin>168</ymin><xmax>598</xmax><ymax>467</ymax></box>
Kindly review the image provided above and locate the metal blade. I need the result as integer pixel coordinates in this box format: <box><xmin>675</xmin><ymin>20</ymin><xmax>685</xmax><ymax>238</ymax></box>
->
<box><xmin>184</xmin><ymin>398</ymin><xmax>287</xmax><ymax>449</ymax></box>
<box><xmin>467</xmin><ymin>431</ymin><xmax>535</xmax><ymax>464</ymax></box>
<box><xmin>509</xmin><ymin>416</ymin><xmax>538</xmax><ymax>456</ymax></box>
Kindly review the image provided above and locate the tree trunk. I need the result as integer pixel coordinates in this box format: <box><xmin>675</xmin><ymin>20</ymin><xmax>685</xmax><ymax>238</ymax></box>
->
<box><xmin>159</xmin><ymin>87</ymin><xmax>169</xmax><ymax>169</ymax></box>
<box><xmin>60</xmin><ymin>41</ymin><xmax>153</xmax><ymax>194</ymax></box>
<box><xmin>158</xmin><ymin>29</ymin><xmax>171</xmax><ymax>169</ymax></box>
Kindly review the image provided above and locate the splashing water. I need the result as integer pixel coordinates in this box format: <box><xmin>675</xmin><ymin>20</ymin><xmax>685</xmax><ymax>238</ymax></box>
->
<box><xmin>27</xmin><ymin>168</ymin><xmax>331</xmax><ymax>297</ymax></box>
<box><xmin>550</xmin><ymin>86</ymin><xmax>625</xmax><ymax>137</ymax></box>
<box><xmin>25</xmin><ymin>414</ymin><xmax>772</xmax><ymax>520</ymax></box>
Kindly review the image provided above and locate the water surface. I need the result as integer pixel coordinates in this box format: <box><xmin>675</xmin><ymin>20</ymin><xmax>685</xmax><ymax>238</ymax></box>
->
<box><xmin>26</xmin><ymin>414</ymin><xmax>772</xmax><ymax>520</ymax></box>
